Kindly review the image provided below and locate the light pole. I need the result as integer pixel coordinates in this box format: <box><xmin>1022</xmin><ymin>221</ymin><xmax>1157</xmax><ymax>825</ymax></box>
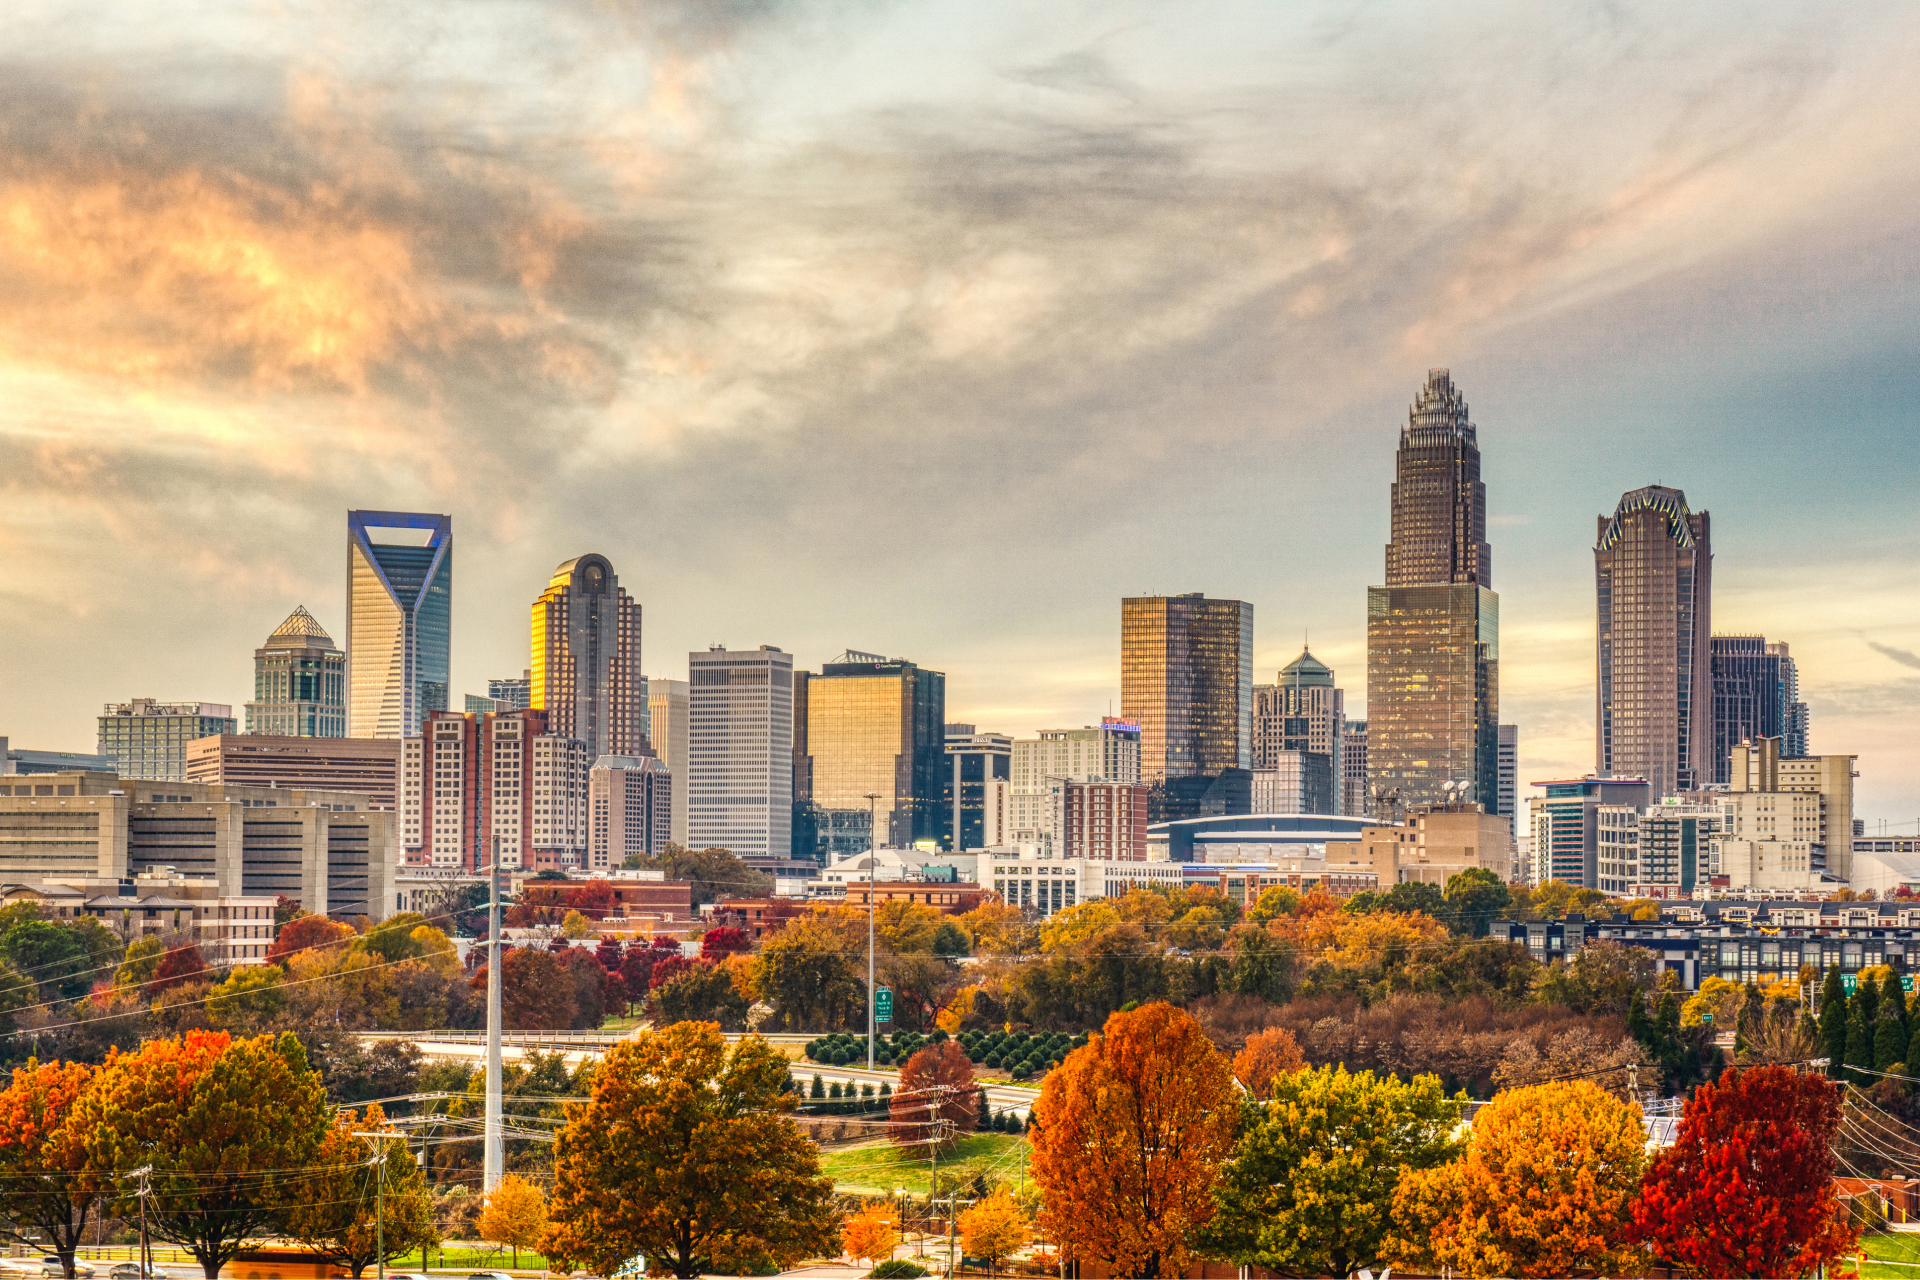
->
<box><xmin>865</xmin><ymin>791</ymin><xmax>883</xmax><ymax>1071</ymax></box>
<box><xmin>483</xmin><ymin>835</ymin><xmax>504</xmax><ymax>1192</ymax></box>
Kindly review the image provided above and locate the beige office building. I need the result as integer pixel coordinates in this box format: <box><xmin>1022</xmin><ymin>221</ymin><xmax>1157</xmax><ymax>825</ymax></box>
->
<box><xmin>648</xmin><ymin>678</ymin><xmax>690</xmax><ymax>845</ymax></box>
<box><xmin>185</xmin><ymin>735</ymin><xmax>400</xmax><ymax>809</ymax></box>
<box><xmin>13</xmin><ymin>873</ymin><xmax>278</xmax><ymax>965</ymax></box>
<box><xmin>1327</xmin><ymin>803</ymin><xmax>1514</xmax><ymax>887</ymax></box>
<box><xmin>0</xmin><ymin>771</ymin><xmax>395</xmax><ymax>919</ymax></box>
<box><xmin>1727</xmin><ymin>734</ymin><xmax>1856</xmax><ymax>882</ymax></box>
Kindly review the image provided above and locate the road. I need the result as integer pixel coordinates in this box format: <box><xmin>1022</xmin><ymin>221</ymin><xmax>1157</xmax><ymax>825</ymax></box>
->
<box><xmin>358</xmin><ymin>1031</ymin><xmax>1037</xmax><ymax>1118</ymax></box>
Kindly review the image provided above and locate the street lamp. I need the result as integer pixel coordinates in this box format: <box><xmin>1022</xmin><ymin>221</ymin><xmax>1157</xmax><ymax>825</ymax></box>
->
<box><xmin>865</xmin><ymin>791</ymin><xmax>883</xmax><ymax>1070</ymax></box>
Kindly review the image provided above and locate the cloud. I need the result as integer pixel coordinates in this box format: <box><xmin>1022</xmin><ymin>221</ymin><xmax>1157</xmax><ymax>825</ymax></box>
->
<box><xmin>1869</xmin><ymin>641</ymin><xmax>1920</xmax><ymax>671</ymax></box>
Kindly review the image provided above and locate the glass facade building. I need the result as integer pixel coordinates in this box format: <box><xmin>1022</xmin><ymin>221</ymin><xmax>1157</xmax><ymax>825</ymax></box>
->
<box><xmin>803</xmin><ymin>651</ymin><xmax>946</xmax><ymax>848</ymax></box>
<box><xmin>687</xmin><ymin>646</ymin><xmax>793</xmax><ymax>859</ymax></box>
<box><xmin>1366</xmin><ymin>370</ymin><xmax>1500</xmax><ymax>818</ymax></box>
<box><xmin>1710</xmin><ymin>635</ymin><xmax>1808</xmax><ymax>783</ymax></box>
<box><xmin>530</xmin><ymin>553</ymin><xmax>648</xmax><ymax>760</ymax></box>
<box><xmin>1595</xmin><ymin>486</ymin><xmax>1711</xmax><ymax>797</ymax></box>
<box><xmin>98</xmin><ymin>699</ymin><xmax>237</xmax><ymax>782</ymax></box>
<box><xmin>1120</xmin><ymin>594</ymin><xmax>1253</xmax><ymax>784</ymax></box>
<box><xmin>1531</xmin><ymin>776</ymin><xmax>1651</xmax><ymax>889</ymax></box>
<box><xmin>1252</xmin><ymin>647</ymin><xmax>1345</xmax><ymax>813</ymax></box>
<box><xmin>944</xmin><ymin>729</ymin><xmax>1011</xmax><ymax>851</ymax></box>
<box><xmin>245</xmin><ymin>605</ymin><xmax>346</xmax><ymax>737</ymax></box>
<box><xmin>347</xmin><ymin>510</ymin><xmax>451</xmax><ymax>739</ymax></box>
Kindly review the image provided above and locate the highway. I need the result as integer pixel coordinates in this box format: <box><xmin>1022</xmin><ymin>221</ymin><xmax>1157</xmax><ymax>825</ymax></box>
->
<box><xmin>356</xmin><ymin>1030</ymin><xmax>1037</xmax><ymax>1119</ymax></box>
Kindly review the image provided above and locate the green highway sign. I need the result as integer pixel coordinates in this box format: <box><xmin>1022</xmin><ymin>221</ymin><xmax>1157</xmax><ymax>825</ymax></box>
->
<box><xmin>876</xmin><ymin>986</ymin><xmax>893</xmax><ymax>1023</ymax></box>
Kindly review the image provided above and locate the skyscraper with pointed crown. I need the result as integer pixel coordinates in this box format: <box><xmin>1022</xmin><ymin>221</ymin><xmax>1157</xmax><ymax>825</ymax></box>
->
<box><xmin>247</xmin><ymin>605</ymin><xmax>347</xmax><ymax>737</ymax></box>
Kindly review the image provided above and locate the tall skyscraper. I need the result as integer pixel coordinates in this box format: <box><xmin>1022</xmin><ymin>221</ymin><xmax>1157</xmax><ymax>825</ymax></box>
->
<box><xmin>1341</xmin><ymin>720</ymin><xmax>1368</xmax><ymax>818</ymax></box>
<box><xmin>590</xmin><ymin>755</ymin><xmax>673</xmax><ymax>871</ymax></box>
<box><xmin>246</xmin><ymin>606</ymin><xmax>346</xmax><ymax>737</ymax></box>
<box><xmin>1595</xmin><ymin>485</ymin><xmax>1711</xmax><ymax>797</ymax></box>
<box><xmin>530</xmin><ymin>553</ymin><xmax>647</xmax><ymax>760</ymax></box>
<box><xmin>944</xmin><ymin>728</ymin><xmax>1011</xmax><ymax>852</ymax></box>
<box><xmin>1366</xmin><ymin>370</ymin><xmax>1500</xmax><ymax>816</ymax></box>
<box><xmin>1252</xmin><ymin>646</ymin><xmax>1345</xmax><ymax>811</ymax></box>
<box><xmin>687</xmin><ymin>646</ymin><xmax>794</xmax><ymax>859</ymax></box>
<box><xmin>98</xmin><ymin>700</ymin><xmax>237</xmax><ymax>782</ymax></box>
<box><xmin>1710</xmin><ymin>636</ymin><xmax>1808</xmax><ymax>783</ymax></box>
<box><xmin>1777</xmin><ymin>644</ymin><xmax>1810</xmax><ymax>757</ymax></box>
<box><xmin>804</xmin><ymin>650</ymin><xmax>946</xmax><ymax>848</ymax></box>
<box><xmin>648</xmin><ymin>677</ymin><xmax>690</xmax><ymax>846</ymax></box>
<box><xmin>347</xmin><ymin>510</ymin><xmax>451</xmax><ymax>739</ymax></box>
<box><xmin>1120</xmin><ymin>593</ymin><xmax>1253</xmax><ymax>783</ymax></box>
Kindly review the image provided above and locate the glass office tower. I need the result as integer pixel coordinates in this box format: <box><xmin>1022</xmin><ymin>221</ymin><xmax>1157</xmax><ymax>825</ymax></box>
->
<box><xmin>347</xmin><ymin>510</ymin><xmax>452</xmax><ymax>739</ymax></box>
<box><xmin>1595</xmin><ymin>485</ymin><xmax>1711</xmax><ymax>797</ymax></box>
<box><xmin>1120</xmin><ymin>594</ymin><xmax>1253</xmax><ymax>783</ymax></box>
<box><xmin>1366</xmin><ymin>370</ymin><xmax>1500</xmax><ymax>817</ymax></box>
<box><xmin>246</xmin><ymin>605</ymin><xmax>346</xmax><ymax>737</ymax></box>
<box><xmin>803</xmin><ymin>651</ymin><xmax>946</xmax><ymax>849</ymax></box>
<box><xmin>530</xmin><ymin>553</ymin><xmax>647</xmax><ymax>760</ymax></box>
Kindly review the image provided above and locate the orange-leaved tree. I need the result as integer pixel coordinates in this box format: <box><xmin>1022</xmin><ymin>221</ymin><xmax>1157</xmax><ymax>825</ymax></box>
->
<box><xmin>1231</xmin><ymin>1027</ymin><xmax>1305</xmax><ymax>1099</ymax></box>
<box><xmin>1390</xmin><ymin>1079</ymin><xmax>1645</xmax><ymax>1278</ymax></box>
<box><xmin>959</xmin><ymin>1191</ymin><xmax>1030</xmax><ymax>1277</ymax></box>
<box><xmin>264</xmin><ymin>914</ymin><xmax>355</xmax><ymax>966</ymax></box>
<box><xmin>1630</xmin><ymin>1064</ymin><xmax>1857</xmax><ymax>1277</ymax></box>
<box><xmin>0</xmin><ymin>1060</ymin><xmax>101</xmax><ymax>1278</ymax></box>
<box><xmin>1028</xmin><ymin>1002</ymin><xmax>1237</xmax><ymax>1279</ymax></box>
<box><xmin>891</xmin><ymin>1040</ymin><xmax>978</xmax><ymax>1149</ymax></box>
<box><xmin>840</xmin><ymin>1200</ymin><xmax>898</xmax><ymax>1266</ymax></box>
<box><xmin>76</xmin><ymin>1030</ymin><xmax>331</xmax><ymax>1279</ymax></box>
<box><xmin>542</xmin><ymin>1021</ymin><xmax>838</xmax><ymax>1279</ymax></box>
<box><xmin>476</xmin><ymin>1174</ymin><xmax>548</xmax><ymax>1267</ymax></box>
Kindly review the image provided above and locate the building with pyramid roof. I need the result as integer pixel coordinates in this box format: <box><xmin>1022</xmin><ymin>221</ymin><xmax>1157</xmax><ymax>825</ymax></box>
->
<box><xmin>1252</xmin><ymin>645</ymin><xmax>1346</xmax><ymax>815</ymax></box>
<box><xmin>247</xmin><ymin>605</ymin><xmax>346</xmax><ymax>737</ymax></box>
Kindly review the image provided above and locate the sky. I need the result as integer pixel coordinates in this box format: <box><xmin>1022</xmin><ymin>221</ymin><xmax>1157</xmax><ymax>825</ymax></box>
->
<box><xmin>2</xmin><ymin>0</ymin><xmax>1918</xmax><ymax>828</ymax></box>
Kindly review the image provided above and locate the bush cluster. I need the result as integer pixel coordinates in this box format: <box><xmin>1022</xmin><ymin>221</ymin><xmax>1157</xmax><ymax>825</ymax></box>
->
<box><xmin>804</xmin><ymin>1028</ymin><xmax>951</xmax><ymax>1067</ymax></box>
<box><xmin>957</xmin><ymin>1028</ymin><xmax>1086</xmax><ymax>1079</ymax></box>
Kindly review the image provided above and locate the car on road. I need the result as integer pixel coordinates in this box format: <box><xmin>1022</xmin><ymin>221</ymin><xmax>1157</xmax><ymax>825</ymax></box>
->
<box><xmin>41</xmin><ymin>1260</ymin><xmax>95</xmax><ymax>1278</ymax></box>
<box><xmin>105</xmin><ymin>1266</ymin><xmax>168</xmax><ymax>1280</ymax></box>
<box><xmin>468</xmin><ymin>1271</ymin><xmax>518</xmax><ymax>1280</ymax></box>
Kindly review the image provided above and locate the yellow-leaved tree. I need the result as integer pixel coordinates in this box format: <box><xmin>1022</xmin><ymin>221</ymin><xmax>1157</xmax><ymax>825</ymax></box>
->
<box><xmin>840</xmin><ymin>1201</ymin><xmax>897</xmax><ymax>1266</ymax></box>
<box><xmin>475</xmin><ymin>1174</ymin><xmax>548</xmax><ymax>1267</ymax></box>
<box><xmin>1389</xmin><ymin>1079</ymin><xmax>1647</xmax><ymax>1277</ymax></box>
<box><xmin>959</xmin><ymin>1191</ymin><xmax>1030</xmax><ymax>1277</ymax></box>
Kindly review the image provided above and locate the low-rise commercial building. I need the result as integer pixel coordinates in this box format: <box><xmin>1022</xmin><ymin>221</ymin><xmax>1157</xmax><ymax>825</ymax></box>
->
<box><xmin>186</xmin><ymin>735</ymin><xmax>400</xmax><ymax>808</ymax></box>
<box><xmin>22</xmin><ymin>872</ymin><xmax>278</xmax><ymax>965</ymax></box>
<box><xmin>0</xmin><ymin>771</ymin><xmax>394</xmax><ymax>920</ymax></box>
<box><xmin>1326</xmin><ymin>803</ymin><xmax>1514</xmax><ymax>887</ymax></box>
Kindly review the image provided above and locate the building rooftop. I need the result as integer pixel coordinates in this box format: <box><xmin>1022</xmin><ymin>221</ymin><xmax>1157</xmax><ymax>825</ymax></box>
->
<box><xmin>263</xmin><ymin>604</ymin><xmax>337</xmax><ymax>651</ymax></box>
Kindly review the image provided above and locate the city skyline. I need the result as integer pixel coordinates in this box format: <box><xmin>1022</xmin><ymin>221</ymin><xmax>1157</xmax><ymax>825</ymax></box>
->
<box><xmin>4</xmin><ymin>2</ymin><xmax>1920</xmax><ymax>827</ymax></box>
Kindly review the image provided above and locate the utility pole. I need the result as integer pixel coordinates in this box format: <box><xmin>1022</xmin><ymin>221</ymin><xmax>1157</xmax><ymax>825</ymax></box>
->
<box><xmin>353</xmin><ymin>1131</ymin><xmax>398</xmax><ymax>1280</ymax></box>
<box><xmin>484</xmin><ymin>835</ymin><xmax>505</xmax><ymax>1192</ymax></box>
<box><xmin>865</xmin><ymin>791</ymin><xmax>882</xmax><ymax>1071</ymax></box>
<box><xmin>129</xmin><ymin>1166</ymin><xmax>152</xmax><ymax>1280</ymax></box>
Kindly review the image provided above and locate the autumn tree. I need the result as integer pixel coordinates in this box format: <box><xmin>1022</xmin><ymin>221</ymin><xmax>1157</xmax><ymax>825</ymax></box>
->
<box><xmin>959</xmin><ymin>1191</ymin><xmax>1031</xmax><ymax>1277</ymax></box>
<box><xmin>1231</xmin><ymin>1026</ymin><xmax>1305</xmax><ymax>1099</ymax></box>
<box><xmin>468</xmin><ymin>947</ymin><xmax>576</xmax><ymax>1031</ymax></box>
<box><xmin>542</xmin><ymin>1022</ymin><xmax>838</xmax><ymax>1279</ymax></box>
<box><xmin>1630</xmin><ymin>1064</ymin><xmax>1857</xmax><ymax>1277</ymax></box>
<box><xmin>265</xmin><ymin>914</ymin><xmax>356</xmax><ymax>966</ymax></box>
<box><xmin>1391</xmin><ymin>1080</ymin><xmax>1645</xmax><ymax>1277</ymax></box>
<box><xmin>282</xmin><ymin>1106</ymin><xmax>437</xmax><ymax>1277</ymax></box>
<box><xmin>1028</xmin><ymin>1002</ymin><xmax>1237</xmax><ymax>1279</ymax></box>
<box><xmin>77</xmin><ymin>1030</ymin><xmax>331</xmax><ymax>1279</ymax></box>
<box><xmin>0</xmin><ymin>1060</ymin><xmax>102</xmax><ymax>1278</ymax></box>
<box><xmin>477</xmin><ymin>1174</ymin><xmax>549</xmax><ymax>1267</ymax></box>
<box><xmin>840</xmin><ymin>1201</ymin><xmax>898</xmax><ymax>1267</ymax></box>
<box><xmin>891</xmin><ymin>1041</ymin><xmax>978</xmax><ymax>1149</ymax></box>
<box><xmin>1201</xmin><ymin>1065</ymin><xmax>1461</xmax><ymax>1279</ymax></box>
<box><xmin>648</xmin><ymin>959</ymin><xmax>749</xmax><ymax>1029</ymax></box>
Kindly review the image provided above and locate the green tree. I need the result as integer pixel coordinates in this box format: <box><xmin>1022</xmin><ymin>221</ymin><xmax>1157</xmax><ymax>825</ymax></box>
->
<box><xmin>1533</xmin><ymin>940</ymin><xmax>1655</xmax><ymax>1016</ymax></box>
<box><xmin>1247</xmin><ymin>886</ymin><xmax>1301</xmax><ymax>925</ymax></box>
<box><xmin>1380</xmin><ymin>881</ymin><xmax>1447</xmax><ymax>916</ymax></box>
<box><xmin>1877</xmin><ymin>1004</ymin><xmax>1910</xmax><ymax>1073</ymax></box>
<box><xmin>751</xmin><ymin>912</ymin><xmax>866</xmax><ymax>1031</ymax></box>
<box><xmin>542</xmin><ymin>1023</ymin><xmax>837</xmax><ymax>1279</ymax></box>
<box><xmin>77</xmin><ymin>1030</ymin><xmax>331</xmax><ymax>1279</ymax></box>
<box><xmin>115</xmin><ymin>934</ymin><xmax>167</xmax><ymax>989</ymax></box>
<box><xmin>632</xmin><ymin>843</ymin><xmax>772</xmax><ymax>906</ymax></box>
<box><xmin>206</xmin><ymin>965</ymin><xmax>287</xmax><ymax>1036</ymax></box>
<box><xmin>1846</xmin><ymin>998</ymin><xmax>1875</xmax><ymax>1082</ymax></box>
<box><xmin>282</xmin><ymin>1106</ymin><xmax>437</xmax><ymax>1278</ymax></box>
<box><xmin>648</xmin><ymin>960</ymin><xmax>749</xmax><ymax>1029</ymax></box>
<box><xmin>1223</xmin><ymin>923</ymin><xmax>1294</xmax><ymax>1002</ymax></box>
<box><xmin>1199</xmin><ymin>1064</ymin><xmax>1463</xmax><ymax>1279</ymax></box>
<box><xmin>1444</xmin><ymin>867</ymin><xmax>1513</xmax><ymax>937</ymax></box>
<box><xmin>1820</xmin><ymin>968</ymin><xmax>1848</xmax><ymax>1078</ymax></box>
<box><xmin>0</xmin><ymin>921</ymin><xmax>90</xmax><ymax>999</ymax></box>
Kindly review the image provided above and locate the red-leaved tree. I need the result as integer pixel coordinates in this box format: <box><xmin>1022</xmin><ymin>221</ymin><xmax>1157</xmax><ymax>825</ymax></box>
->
<box><xmin>890</xmin><ymin>1042</ymin><xmax>978</xmax><ymax>1150</ymax></box>
<box><xmin>700</xmin><ymin>926</ymin><xmax>752</xmax><ymax>960</ymax></box>
<box><xmin>1630</xmin><ymin>1064</ymin><xmax>1857</xmax><ymax>1277</ymax></box>
<box><xmin>264</xmin><ymin>915</ymin><xmax>355</xmax><ymax>966</ymax></box>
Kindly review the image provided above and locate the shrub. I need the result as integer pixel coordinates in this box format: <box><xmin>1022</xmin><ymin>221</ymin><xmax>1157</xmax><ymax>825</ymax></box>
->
<box><xmin>868</xmin><ymin>1261</ymin><xmax>930</xmax><ymax>1278</ymax></box>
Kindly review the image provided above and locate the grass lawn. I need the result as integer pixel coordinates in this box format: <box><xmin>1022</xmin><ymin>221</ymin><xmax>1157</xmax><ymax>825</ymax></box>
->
<box><xmin>401</xmin><ymin>1245</ymin><xmax>553</xmax><ymax>1271</ymax></box>
<box><xmin>1859</xmin><ymin>1232</ymin><xmax>1920</xmax><ymax>1278</ymax></box>
<box><xmin>820</xmin><ymin>1133</ymin><xmax>1030</xmax><ymax>1196</ymax></box>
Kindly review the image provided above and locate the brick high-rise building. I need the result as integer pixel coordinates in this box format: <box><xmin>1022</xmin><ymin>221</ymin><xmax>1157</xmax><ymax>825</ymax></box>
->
<box><xmin>1057</xmin><ymin>777</ymin><xmax>1150</xmax><ymax>861</ymax></box>
<box><xmin>530</xmin><ymin>554</ymin><xmax>647</xmax><ymax>760</ymax></box>
<box><xmin>1595</xmin><ymin>486</ymin><xmax>1712</xmax><ymax>797</ymax></box>
<box><xmin>1366</xmin><ymin>370</ymin><xmax>1500</xmax><ymax>817</ymax></box>
<box><xmin>401</xmin><ymin>709</ymin><xmax>588</xmax><ymax>871</ymax></box>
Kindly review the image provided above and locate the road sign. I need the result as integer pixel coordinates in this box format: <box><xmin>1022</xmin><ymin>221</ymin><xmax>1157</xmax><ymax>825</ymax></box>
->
<box><xmin>876</xmin><ymin>986</ymin><xmax>893</xmax><ymax>1023</ymax></box>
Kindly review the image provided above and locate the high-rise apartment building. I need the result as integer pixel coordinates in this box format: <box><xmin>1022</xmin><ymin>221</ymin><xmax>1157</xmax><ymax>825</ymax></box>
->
<box><xmin>347</xmin><ymin>510</ymin><xmax>451</xmax><ymax>739</ymax></box>
<box><xmin>1007</xmin><ymin>721</ymin><xmax>1142</xmax><ymax>851</ymax></box>
<box><xmin>687</xmin><ymin>646</ymin><xmax>794</xmax><ymax>859</ymax></box>
<box><xmin>246</xmin><ymin>606</ymin><xmax>345</xmax><ymax>737</ymax></box>
<box><xmin>1252</xmin><ymin>647</ymin><xmax>1344</xmax><ymax>812</ymax></box>
<box><xmin>1058</xmin><ymin>778</ymin><xmax>1150</xmax><ymax>861</ymax></box>
<box><xmin>1532</xmin><ymin>776</ymin><xmax>1651</xmax><ymax>888</ymax></box>
<box><xmin>648</xmin><ymin>678</ymin><xmax>690</xmax><ymax>846</ymax></box>
<box><xmin>1366</xmin><ymin>370</ymin><xmax>1500</xmax><ymax>817</ymax></box>
<box><xmin>1120</xmin><ymin>593</ymin><xmax>1252</xmax><ymax>784</ymax></box>
<box><xmin>530</xmin><ymin>554</ymin><xmax>648</xmax><ymax>759</ymax></box>
<box><xmin>1780</xmin><ymin>649</ymin><xmax>1810</xmax><ymax>757</ymax></box>
<box><xmin>944</xmin><ymin>728</ymin><xmax>1011</xmax><ymax>851</ymax></box>
<box><xmin>1496</xmin><ymin>724</ymin><xmax>1518</xmax><ymax>825</ymax></box>
<box><xmin>401</xmin><ymin>709</ymin><xmax>588</xmax><ymax>871</ymax></box>
<box><xmin>803</xmin><ymin>651</ymin><xmax>946</xmax><ymax>848</ymax></box>
<box><xmin>590</xmin><ymin>755</ymin><xmax>673</xmax><ymax>871</ymax></box>
<box><xmin>488</xmin><ymin>673</ymin><xmax>532</xmax><ymax>712</ymax></box>
<box><xmin>1342</xmin><ymin>720</ymin><xmax>1368</xmax><ymax>819</ymax></box>
<box><xmin>1595</xmin><ymin>486</ymin><xmax>1711</xmax><ymax>797</ymax></box>
<box><xmin>98</xmin><ymin>700</ymin><xmax>237</xmax><ymax>782</ymax></box>
<box><xmin>1597</xmin><ymin>800</ymin><xmax>1719</xmax><ymax>897</ymax></box>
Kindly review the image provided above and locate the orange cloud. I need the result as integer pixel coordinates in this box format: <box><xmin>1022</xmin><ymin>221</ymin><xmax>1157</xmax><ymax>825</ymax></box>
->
<box><xmin>0</xmin><ymin>168</ymin><xmax>439</xmax><ymax>389</ymax></box>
